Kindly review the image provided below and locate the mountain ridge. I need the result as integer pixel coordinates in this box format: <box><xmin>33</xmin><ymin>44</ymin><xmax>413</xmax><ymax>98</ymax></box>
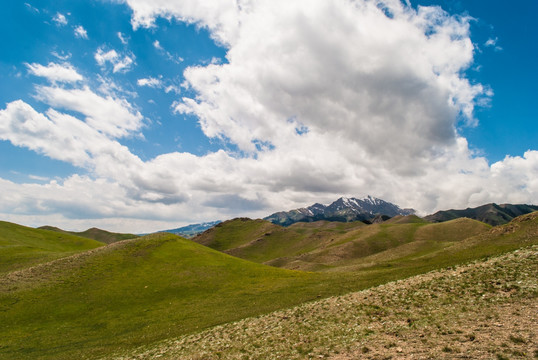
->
<box><xmin>264</xmin><ymin>195</ymin><xmax>415</xmax><ymax>226</ymax></box>
<box><xmin>162</xmin><ymin>220</ymin><xmax>222</xmax><ymax>238</ymax></box>
<box><xmin>424</xmin><ymin>203</ymin><xmax>538</xmax><ymax>226</ymax></box>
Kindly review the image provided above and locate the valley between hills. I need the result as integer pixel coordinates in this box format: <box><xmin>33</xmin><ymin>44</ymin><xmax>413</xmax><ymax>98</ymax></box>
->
<box><xmin>0</xmin><ymin>199</ymin><xmax>537</xmax><ymax>359</ymax></box>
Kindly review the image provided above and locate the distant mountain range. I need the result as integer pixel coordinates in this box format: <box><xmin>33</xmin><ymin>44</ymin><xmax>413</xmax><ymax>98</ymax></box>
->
<box><xmin>264</xmin><ymin>196</ymin><xmax>415</xmax><ymax>226</ymax></box>
<box><xmin>424</xmin><ymin>203</ymin><xmax>538</xmax><ymax>226</ymax></box>
<box><xmin>163</xmin><ymin>220</ymin><xmax>222</xmax><ymax>238</ymax></box>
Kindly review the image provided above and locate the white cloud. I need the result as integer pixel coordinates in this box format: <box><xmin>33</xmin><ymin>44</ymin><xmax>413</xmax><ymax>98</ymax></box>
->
<box><xmin>113</xmin><ymin>56</ymin><xmax>134</xmax><ymax>73</ymax></box>
<box><xmin>74</xmin><ymin>25</ymin><xmax>88</xmax><ymax>39</ymax></box>
<box><xmin>117</xmin><ymin>32</ymin><xmax>128</xmax><ymax>44</ymax></box>
<box><xmin>137</xmin><ymin>77</ymin><xmax>162</xmax><ymax>88</ymax></box>
<box><xmin>173</xmin><ymin>0</ymin><xmax>482</xmax><ymax>163</ymax></box>
<box><xmin>485</xmin><ymin>38</ymin><xmax>497</xmax><ymax>47</ymax></box>
<box><xmin>153</xmin><ymin>39</ymin><xmax>184</xmax><ymax>64</ymax></box>
<box><xmin>34</xmin><ymin>85</ymin><xmax>144</xmax><ymax>138</ymax></box>
<box><xmin>137</xmin><ymin>75</ymin><xmax>181</xmax><ymax>93</ymax></box>
<box><xmin>95</xmin><ymin>49</ymin><xmax>119</xmax><ymax>66</ymax></box>
<box><xmin>1</xmin><ymin>0</ymin><xmax>537</xmax><ymax>232</ymax></box>
<box><xmin>485</xmin><ymin>37</ymin><xmax>503</xmax><ymax>51</ymax></box>
<box><xmin>53</xmin><ymin>13</ymin><xmax>68</xmax><ymax>26</ymax></box>
<box><xmin>25</xmin><ymin>3</ymin><xmax>39</xmax><ymax>13</ymax></box>
<box><xmin>0</xmin><ymin>101</ymin><xmax>94</xmax><ymax>166</ymax></box>
<box><xmin>125</xmin><ymin>0</ymin><xmax>240</xmax><ymax>46</ymax></box>
<box><xmin>164</xmin><ymin>85</ymin><xmax>181</xmax><ymax>94</ymax></box>
<box><xmin>28</xmin><ymin>175</ymin><xmax>50</xmax><ymax>181</ymax></box>
<box><xmin>153</xmin><ymin>40</ymin><xmax>163</xmax><ymax>50</ymax></box>
<box><xmin>51</xmin><ymin>51</ymin><xmax>72</xmax><ymax>61</ymax></box>
<box><xmin>26</xmin><ymin>62</ymin><xmax>83</xmax><ymax>83</ymax></box>
<box><xmin>95</xmin><ymin>47</ymin><xmax>135</xmax><ymax>73</ymax></box>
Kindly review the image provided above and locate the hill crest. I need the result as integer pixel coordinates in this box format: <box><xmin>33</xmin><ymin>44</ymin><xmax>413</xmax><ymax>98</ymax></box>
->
<box><xmin>38</xmin><ymin>225</ymin><xmax>138</xmax><ymax>244</ymax></box>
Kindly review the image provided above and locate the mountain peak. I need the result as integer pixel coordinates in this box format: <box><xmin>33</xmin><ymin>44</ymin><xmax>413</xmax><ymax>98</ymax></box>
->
<box><xmin>265</xmin><ymin>196</ymin><xmax>415</xmax><ymax>226</ymax></box>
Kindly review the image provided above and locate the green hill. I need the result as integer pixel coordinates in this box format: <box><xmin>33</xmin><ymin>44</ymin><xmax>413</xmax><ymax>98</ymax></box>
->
<box><xmin>0</xmin><ymin>233</ymin><xmax>356</xmax><ymax>360</ymax></box>
<box><xmin>194</xmin><ymin>217</ymin><xmax>281</xmax><ymax>251</ymax></box>
<box><xmin>0</xmin><ymin>221</ymin><xmax>105</xmax><ymax>273</ymax></box>
<box><xmin>39</xmin><ymin>225</ymin><xmax>138</xmax><ymax>244</ymax></box>
<box><xmin>195</xmin><ymin>217</ymin><xmax>491</xmax><ymax>271</ymax></box>
<box><xmin>195</xmin><ymin>219</ymin><xmax>369</xmax><ymax>268</ymax></box>
<box><xmin>2</xmin><ymin>213</ymin><xmax>537</xmax><ymax>359</ymax></box>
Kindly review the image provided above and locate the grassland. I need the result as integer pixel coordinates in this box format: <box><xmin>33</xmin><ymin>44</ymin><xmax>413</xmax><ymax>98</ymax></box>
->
<box><xmin>112</xmin><ymin>245</ymin><xmax>537</xmax><ymax>359</ymax></box>
<box><xmin>0</xmin><ymin>221</ymin><xmax>105</xmax><ymax>273</ymax></box>
<box><xmin>1</xmin><ymin>213</ymin><xmax>537</xmax><ymax>359</ymax></box>
<box><xmin>0</xmin><ymin>233</ymin><xmax>356</xmax><ymax>360</ymax></box>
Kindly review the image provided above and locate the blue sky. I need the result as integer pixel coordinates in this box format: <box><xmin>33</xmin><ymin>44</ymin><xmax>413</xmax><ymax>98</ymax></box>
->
<box><xmin>0</xmin><ymin>0</ymin><xmax>536</xmax><ymax>232</ymax></box>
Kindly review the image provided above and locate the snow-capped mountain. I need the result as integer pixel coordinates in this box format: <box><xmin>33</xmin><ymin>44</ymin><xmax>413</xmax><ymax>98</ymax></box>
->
<box><xmin>264</xmin><ymin>196</ymin><xmax>415</xmax><ymax>226</ymax></box>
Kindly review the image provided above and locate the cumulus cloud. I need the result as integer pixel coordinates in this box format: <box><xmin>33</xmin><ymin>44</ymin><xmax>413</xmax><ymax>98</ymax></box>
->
<box><xmin>171</xmin><ymin>0</ymin><xmax>483</xmax><ymax>168</ymax></box>
<box><xmin>118</xmin><ymin>0</ymin><xmax>538</xmax><ymax>207</ymax></box>
<box><xmin>95</xmin><ymin>47</ymin><xmax>135</xmax><ymax>73</ymax></box>
<box><xmin>125</xmin><ymin>0</ymin><xmax>240</xmax><ymax>46</ymax></box>
<box><xmin>26</xmin><ymin>62</ymin><xmax>82</xmax><ymax>83</ymax></box>
<box><xmin>0</xmin><ymin>101</ymin><xmax>95</xmax><ymax>166</ymax></box>
<box><xmin>1</xmin><ymin>0</ymin><xmax>537</xmax><ymax>232</ymax></box>
<box><xmin>74</xmin><ymin>25</ymin><xmax>88</xmax><ymax>39</ymax></box>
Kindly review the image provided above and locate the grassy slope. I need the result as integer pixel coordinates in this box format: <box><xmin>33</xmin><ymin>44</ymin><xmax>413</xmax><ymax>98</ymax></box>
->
<box><xmin>194</xmin><ymin>218</ymin><xmax>281</xmax><ymax>251</ymax></box>
<box><xmin>2</xmin><ymin>213</ymin><xmax>537</xmax><ymax>360</ymax></box>
<box><xmin>195</xmin><ymin>217</ymin><xmax>491</xmax><ymax>271</ymax></box>
<box><xmin>39</xmin><ymin>225</ymin><xmax>138</xmax><ymax>244</ymax></box>
<box><xmin>0</xmin><ymin>221</ymin><xmax>105</xmax><ymax>273</ymax></box>
<box><xmin>119</xmin><ymin>245</ymin><xmax>537</xmax><ymax>360</ymax></box>
<box><xmin>195</xmin><ymin>219</ymin><xmax>368</xmax><ymax>268</ymax></box>
<box><xmin>0</xmin><ymin>233</ymin><xmax>356</xmax><ymax>360</ymax></box>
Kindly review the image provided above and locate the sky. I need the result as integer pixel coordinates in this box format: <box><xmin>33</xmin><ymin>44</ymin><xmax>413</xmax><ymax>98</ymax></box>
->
<box><xmin>0</xmin><ymin>0</ymin><xmax>537</xmax><ymax>233</ymax></box>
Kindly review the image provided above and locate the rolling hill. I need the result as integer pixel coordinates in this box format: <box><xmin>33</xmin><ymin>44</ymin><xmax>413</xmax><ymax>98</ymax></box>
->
<box><xmin>424</xmin><ymin>203</ymin><xmax>538</xmax><ymax>226</ymax></box>
<box><xmin>194</xmin><ymin>216</ymin><xmax>492</xmax><ymax>271</ymax></box>
<box><xmin>0</xmin><ymin>221</ymin><xmax>105</xmax><ymax>273</ymax></box>
<box><xmin>0</xmin><ymin>232</ymin><xmax>358</xmax><ymax>360</ymax></box>
<box><xmin>2</xmin><ymin>212</ymin><xmax>537</xmax><ymax>359</ymax></box>
<box><xmin>38</xmin><ymin>225</ymin><xmax>139</xmax><ymax>244</ymax></box>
